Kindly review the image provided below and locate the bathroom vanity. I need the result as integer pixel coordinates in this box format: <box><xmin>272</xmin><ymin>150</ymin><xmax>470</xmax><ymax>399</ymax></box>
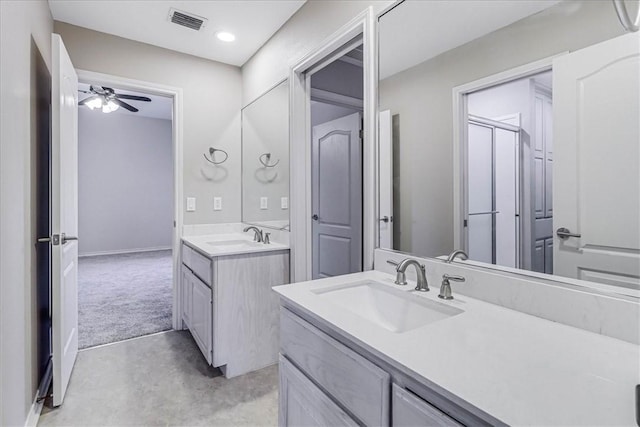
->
<box><xmin>274</xmin><ymin>263</ymin><xmax>639</xmax><ymax>426</ymax></box>
<box><xmin>181</xmin><ymin>230</ymin><xmax>289</xmax><ymax>378</ymax></box>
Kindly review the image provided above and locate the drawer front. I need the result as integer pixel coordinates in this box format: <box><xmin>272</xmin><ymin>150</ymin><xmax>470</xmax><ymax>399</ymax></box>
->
<box><xmin>280</xmin><ymin>308</ymin><xmax>390</xmax><ymax>426</ymax></box>
<box><xmin>392</xmin><ymin>384</ymin><xmax>462</xmax><ymax>427</ymax></box>
<box><xmin>279</xmin><ymin>355</ymin><xmax>358</xmax><ymax>427</ymax></box>
<box><xmin>182</xmin><ymin>243</ymin><xmax>212</xmax><ymax>286</ymax></box>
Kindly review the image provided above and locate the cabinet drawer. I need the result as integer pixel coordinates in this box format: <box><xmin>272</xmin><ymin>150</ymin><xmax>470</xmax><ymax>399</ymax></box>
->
<box><xmin>392</xmin><ymin>384</ymin><xmax>462</xmax><ymax>427</ymax></box>
<box><xmin>182</xmin><ymin>243</ymin><xmax>212</xmax><ymax>286</ymax></box>
<box><xmin>280</xmin><ymin>308</ymin><xmax>390</xmax><ymax>426</ymax></box>
<box><xmin>279</xmin><ymin>355</ymin><xmax>358</xmax><ymax>427</ymax></box>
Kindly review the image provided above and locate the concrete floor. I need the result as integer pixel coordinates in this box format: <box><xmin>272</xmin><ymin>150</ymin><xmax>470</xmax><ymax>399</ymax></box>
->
<box><xmin>38</xmin><ymin>331</ymin><xmax>279</xmax><ymax>426</ymax></box>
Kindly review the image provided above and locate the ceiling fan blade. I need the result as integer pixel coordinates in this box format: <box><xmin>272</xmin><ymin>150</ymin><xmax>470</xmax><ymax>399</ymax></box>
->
<box><xmin>112</xmin><ymin>98</ymin><xmax>139</xmax><ymax>112</ymax></box>
<box><xmin>78</xmin><ymin>95</ymin><xmax>99</xmax><ymax>106</ymax></box>
<box><xmin>115</xmin><ymin>94</ymin><xmax>152</xmax><ymax>102</ymax></box>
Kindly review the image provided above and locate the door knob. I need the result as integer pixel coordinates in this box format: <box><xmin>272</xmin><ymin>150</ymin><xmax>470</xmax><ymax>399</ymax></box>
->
<box><xmin>556</xmin><ymin>227</ymin><xmax>581</xmax><ymax>240</ymax></box>
<box><xmin>380</xmin><ymin>216</ymin><xmax>390</xmax><ymax>223</ymax></box>
<box><xmin>61</xmin><ymin>233</ymin><xmax>78</xmax><ymax>245</ymax></box>
<box><xmin>312</xmin><ymin>214</ymin><xmax>319</xmax><ymax>221</ymax></box>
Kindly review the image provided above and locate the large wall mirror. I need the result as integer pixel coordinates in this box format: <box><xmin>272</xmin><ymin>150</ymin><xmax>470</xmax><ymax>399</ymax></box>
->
<box><xmin>242</xmin><ymin>80</ymin><xmax>290</xmax><ymax>230</ymax></box>
<box><xmin>378</xmin><ymin>0</ymin><xmax>639</xmax><ymax>297</ymax></box>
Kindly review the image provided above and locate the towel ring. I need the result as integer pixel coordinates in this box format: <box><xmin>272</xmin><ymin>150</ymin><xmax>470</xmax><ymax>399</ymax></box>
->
<box><xmin>204</xmin><ymin>147</ymin><xmax>228</xmax><ymax>165</ymax></box>
<box><xmin>259</xmin><ymin>153</ymin><xmax>280</xmax><ymax>168</ymax></box>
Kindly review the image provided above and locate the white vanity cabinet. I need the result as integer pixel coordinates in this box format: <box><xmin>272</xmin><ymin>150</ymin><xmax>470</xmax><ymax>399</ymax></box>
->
<box><xmin>279</xmin><ymin>306</ymin><xmax>500</xmax><ymax>427</ymax></box>
<box><xmin>181</xmin><ymin>241</ymin><xmax>289</xmax><ymax>378</ymax></box>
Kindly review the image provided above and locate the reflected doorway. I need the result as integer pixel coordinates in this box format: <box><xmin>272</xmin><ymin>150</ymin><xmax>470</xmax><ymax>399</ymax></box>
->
<box><xmin>465</xmin><ymin>70</ymin><xmax>553</xmax><ymax>273</ymax></box>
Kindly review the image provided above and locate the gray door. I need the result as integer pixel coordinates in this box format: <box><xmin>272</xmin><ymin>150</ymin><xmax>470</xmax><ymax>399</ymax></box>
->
<box><xmin>311</xmin><ymin>112</ymin><xmax>362</xmax><ymax>279</ymax></box>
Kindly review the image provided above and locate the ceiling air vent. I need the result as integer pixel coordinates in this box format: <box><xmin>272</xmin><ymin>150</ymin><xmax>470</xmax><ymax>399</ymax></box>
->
<box><xmin>168</xmin><ymin>8</ymin><xmax>207</xmax><ymax>31</ymax></box>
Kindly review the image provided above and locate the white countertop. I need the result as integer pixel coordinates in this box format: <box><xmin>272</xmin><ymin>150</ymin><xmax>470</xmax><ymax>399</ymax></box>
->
<box><xmin>182</xmin><ymin>233</ymin><xmax>289</xmax><ymax>257</ymax></box>
<box><xmin>273</xmin><ymin>270</ymin><xmax>640</xmax><ymax>426</ymax></box>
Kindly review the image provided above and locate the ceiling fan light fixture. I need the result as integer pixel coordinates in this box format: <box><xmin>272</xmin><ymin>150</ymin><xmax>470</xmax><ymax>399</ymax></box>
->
<box><xmin>86</xmin><ymin>97</ymin><xmax>103</xmax><ymax>110</ymax></box>
<box><xmin>216</xmin><ymin>31</ymin><xmax>235</xmax><ymax>42</ymax></box>
<box><xmin>102</xmin><ymin>99</ymin><xmax>119</xmax><ymax>113</ymax></box>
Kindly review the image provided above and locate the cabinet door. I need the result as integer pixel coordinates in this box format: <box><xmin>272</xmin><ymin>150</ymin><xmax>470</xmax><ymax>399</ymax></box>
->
<box><xmin>190</xmin><ymin>276</ymin><xmax>212</xmax><ymax>365</ymax></box>
<box><xmin>392</xmin><ymin>384</ymin><xmax>462</xmax><ymax>427</ymax></box>
<box><xmin>181</xmin><ymin>266</ymin><xmax>192</xmax><ymax>328</ymax></box>
<box><xmin>279</xmin><ymin>355</ymin><xmax>358</xmax><ymax>427</ymax></box>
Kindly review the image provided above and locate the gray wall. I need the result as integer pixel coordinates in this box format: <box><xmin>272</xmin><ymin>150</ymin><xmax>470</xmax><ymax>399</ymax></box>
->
<box><xmin>55</xmin><ymin>22</ymin><xmax>243</xmax><ymax>225</ymax></box>
<box><xmin>78</xmin><ymin>109</ymin><xmax>173</xmax><ymax>255</ymax></box>
<box><xmin>0</xmin><ymin>1</ymin><xmax>53</xmax><ymax>425</ymax></box>
<box><xmin>379</xmin><ymin>0</ymin><xmax>624</xmax><ymax>258</ymax></box>
<box><xmin>241</xmin><ymin>0</ymin><xmax>393</xmax><ymax>106</ymax></box>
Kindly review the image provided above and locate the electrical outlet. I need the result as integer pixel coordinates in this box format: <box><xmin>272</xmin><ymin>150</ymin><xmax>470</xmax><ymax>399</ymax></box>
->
<box><xmin>260</xmin><ymin>197</ymin><xmax>268</xmax><ymax>210</ymax></box>
<box><xmin>186</xmin><ymin>197</ymin><xmax>196</xmax><ymax>212</ymax></box>
<box><xmin>213</xmin><ymin>197</ymin><xmax>222</xmax><ymax>211</ymax></box>
<box><xmin>281</xmin><ymin>197</ymin><xmax>288</xmax><ymax>210</ymax></box>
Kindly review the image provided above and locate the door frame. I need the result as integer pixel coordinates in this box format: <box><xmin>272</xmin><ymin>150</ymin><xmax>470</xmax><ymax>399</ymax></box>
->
<box><xmin>452</xmin><ymin>55</ymin><xmax>562</xmax><ymax>255</ymax></box>
<box><xmin>289</xmin><ymin>8</ymin><xmax>377</xmax><ymax>282</ymax></box>
<box><xmin>76</xmin><ymin>69</ymin><xmax>184</xmax><ymax>330</ymax></box>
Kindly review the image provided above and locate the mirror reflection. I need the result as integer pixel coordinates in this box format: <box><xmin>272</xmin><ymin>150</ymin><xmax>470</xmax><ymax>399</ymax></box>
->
<box><xmin>378</xmin><ymin>0</ymin><xmax>639</xmax><ymax>295</ymax></box>
<box><xmin>242</xmin><ymin>80</ymin><xmax>290</xmax><ymax>230</ymax></box>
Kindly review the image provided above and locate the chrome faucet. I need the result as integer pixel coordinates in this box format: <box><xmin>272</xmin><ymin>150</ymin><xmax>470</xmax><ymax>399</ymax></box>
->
<box><xmin>387</xmin><ymin>259</ymin><xmax>429</xmax><ymax>292</ymax></box>
<box><xmin>445</xmin><ymin>249</ymin><xmax>468</xmax><ymax>263</ymax></box>
<box><xmin>438</xmin><ymin>274</ymin><xmax>465</xmax><ymax>300</ymax></box>
<box><xmin>243</xmin><ymin>226</ymin><xmax>263</xmax><ymax>242</ymax></box>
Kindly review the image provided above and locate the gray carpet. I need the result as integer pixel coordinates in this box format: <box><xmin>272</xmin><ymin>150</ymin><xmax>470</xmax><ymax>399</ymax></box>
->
<box><xmin>38</xmin><ymin>331</ymin><xmax>279</xmax><ymax>426</ymax></box>
<box><xmin>78</xmin><ymin>250</ymin><xmax>173</xmax><ymax>349</ymax></box>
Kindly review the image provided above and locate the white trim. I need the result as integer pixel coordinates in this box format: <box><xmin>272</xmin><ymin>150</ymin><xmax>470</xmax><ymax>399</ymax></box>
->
<box><xmin>289</xmin><ymin>8</ymin><xmax>377</xmax><ymax>282</ymax></box>
<box><xmin>24</xmin><ymin>360</ymin><xmax>52</xmax><ymax>427</ymax></box>
<box><xmin>78</xmin><ymin>246</ymin><xmax>172</xmax><ymax>258</ymax></box>
<box><xmin>75</xmin><ymin>70</ymin><xmax>184</xmax><ymax>331</ymax></box>
<box><xmin>310</xmin><ymin>88</ymin><xmax>363</xmax><ymax>110</ymax></box>
<box><xmin>25</xmin><ymin>395</ymin><xmax>44</xmax><ymax>427</ymax></box>
<box><xmin>452</xmin><ymin>54</ymin><xmax>562</xmax><ymax>251</ymax></box>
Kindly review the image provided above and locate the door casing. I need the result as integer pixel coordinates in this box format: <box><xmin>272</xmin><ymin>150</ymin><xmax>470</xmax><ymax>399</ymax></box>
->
<box><xmin>76</xmin><ymin>69</ymin><xmax>184</xmax><ymax>330</ymax></box>
<box><xmin>289</xmin><ymin>8</ymin><xmax>377</xmax><ymax>282</ymax></box>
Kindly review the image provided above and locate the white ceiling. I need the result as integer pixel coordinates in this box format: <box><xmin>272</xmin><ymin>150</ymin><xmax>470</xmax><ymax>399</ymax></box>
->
<box><xmin>379</xmin><ymin>0</ymin><xmax>561</xmax><ymax>80</ymax></box>
<box><xmin>48</xmin><ymin>1</ymin><xmax>306</xmax><ymax>67</ymax></box>
<box><xmin>78</xmin><ymin>83</ymin><xmax>173</xmax><ymax>120</ymax></box>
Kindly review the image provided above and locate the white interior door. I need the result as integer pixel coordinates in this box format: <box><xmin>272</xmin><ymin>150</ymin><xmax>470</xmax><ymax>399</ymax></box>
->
<box><xmin>311</xmin><ymin>112</ymin><xmax>362</xmax><ymax>278</ymax></box>
<box><xmin>379</xmin><ymin>110</ymin><xmax>393</xmax><ymax>249</ymax></box>
<box><xmin>553</xmin><ymin>32</ymin><xmax>640</xmax><ymax>290</ymax></box>
<box><xmin>51</xmin><ymin>33</ymin><xmax>79</xmax><ymax>407</ymax></box>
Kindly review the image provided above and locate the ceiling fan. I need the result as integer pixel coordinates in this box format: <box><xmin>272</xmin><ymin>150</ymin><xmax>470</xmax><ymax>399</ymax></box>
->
<box><xmin>78</xmin><ymin>85</ymin><xmax>151</xmax><ymax>113</ymax></box>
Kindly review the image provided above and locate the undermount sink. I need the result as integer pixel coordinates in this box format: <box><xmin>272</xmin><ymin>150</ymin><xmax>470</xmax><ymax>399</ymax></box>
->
<box><xmin>206</xmin><ymin>240</ymin><xmax>262</xmax><ymax>248</ymax></box>
<box><xmin>313</xmin><ymin>281</ymin><xmax>463</xmax><ymax>333</ymax></box>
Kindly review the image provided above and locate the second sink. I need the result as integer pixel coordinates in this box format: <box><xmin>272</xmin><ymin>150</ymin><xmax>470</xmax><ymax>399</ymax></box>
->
<box><xmin>313</xmin><ymin>281</ymin><xmax>463</xmax><ymax>333</ymax></box>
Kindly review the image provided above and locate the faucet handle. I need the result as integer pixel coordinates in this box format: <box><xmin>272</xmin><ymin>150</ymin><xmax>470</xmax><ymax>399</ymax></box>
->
<box><xmin>264</xmin><ymin>232</ymin><xmax>271</xmax><ymax>244</ymax></box>
<box><xmin>443</xmin><ymin>274</ymin><xmax>465</xmax><ymax>282</ymax></box>
<box><xmin>387</xmin><ymin>259</ymin><xmax>399</xmax><ymax>267</ymax></box>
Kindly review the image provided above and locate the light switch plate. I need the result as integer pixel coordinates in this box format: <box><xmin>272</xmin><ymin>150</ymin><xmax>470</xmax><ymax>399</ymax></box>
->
<box><xmin>186</xmin><ymin>197</ymin><xmax>196</xmax><ymax>212</ymax></box>
<box><xmin>260</xmin><ymin>197</ymin><xmax>268</xmax><ymax>210</ymax></box>
<box><xmin>281</xmin><ymin>197</ymin><xmax>288</xmax><ymax>209</ymax></box>
<box><xmin>213</xmin><ymin>197</ymin><xmax>222</xmax><ymax>211</ymax></box>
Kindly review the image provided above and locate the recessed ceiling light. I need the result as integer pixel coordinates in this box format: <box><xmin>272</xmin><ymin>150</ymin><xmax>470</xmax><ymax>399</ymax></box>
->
<box><xmin>216</xmin><ymin>31</ymin><xmax>235</xmax><ymax>42</ymax></box>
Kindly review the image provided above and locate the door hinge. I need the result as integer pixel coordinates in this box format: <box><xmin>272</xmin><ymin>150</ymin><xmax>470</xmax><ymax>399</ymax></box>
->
<box><xmin>463</xmin><ymin>219</ymin><xmax>468</xmax><ymax>227</ymax></box>
<box><xmin>359</xmin><ymin>129</ymin><xmax>364</xmax><ymax>139</ymax></box>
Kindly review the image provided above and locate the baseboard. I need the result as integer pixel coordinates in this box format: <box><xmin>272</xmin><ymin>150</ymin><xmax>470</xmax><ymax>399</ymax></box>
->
<box><xmin>25</xmin><ymin>359</ymin><xmax>52</xmax><ymax>427</ymax></box>
<box><xmin>79</xmin><ymin>246</ymin><xmax>172</xmax><ymax>258</ymax></box>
